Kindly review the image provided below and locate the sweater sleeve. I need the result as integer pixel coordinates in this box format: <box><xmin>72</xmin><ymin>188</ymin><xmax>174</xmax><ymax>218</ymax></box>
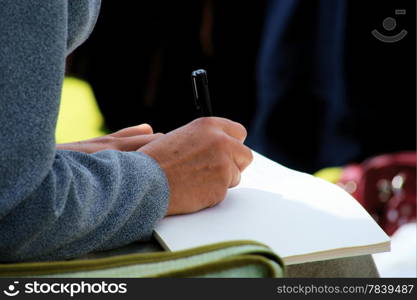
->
<box><xmin>0</xmin><ymin>1</ymin><xmax>169</xmax><ymax>261</ymax></box>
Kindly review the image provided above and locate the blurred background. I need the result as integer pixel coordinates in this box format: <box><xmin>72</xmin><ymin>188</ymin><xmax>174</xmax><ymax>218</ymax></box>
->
<box><xmin>59</xmin><ymin>0</ymin><xmax>416</xmax><ymax>277</ymax></box>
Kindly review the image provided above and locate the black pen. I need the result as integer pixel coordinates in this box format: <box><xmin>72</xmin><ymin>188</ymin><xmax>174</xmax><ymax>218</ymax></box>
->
<box><xmin>191</xmin><ymin>69</ymin><xmax>213</xmax><ymax>116</ymax></box>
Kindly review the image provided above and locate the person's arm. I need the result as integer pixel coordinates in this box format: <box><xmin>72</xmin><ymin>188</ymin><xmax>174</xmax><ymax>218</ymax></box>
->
<box><xmin>0</xmin><ymin>1</ymin><xmax>169</xmax><ymax>261</ymax></box>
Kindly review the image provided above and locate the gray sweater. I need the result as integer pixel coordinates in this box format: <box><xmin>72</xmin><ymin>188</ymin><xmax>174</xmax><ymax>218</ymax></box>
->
<box><xmin>0</xmin><ymin>0</ymin><xmax>169</xmax><ymax>261</ymax></box>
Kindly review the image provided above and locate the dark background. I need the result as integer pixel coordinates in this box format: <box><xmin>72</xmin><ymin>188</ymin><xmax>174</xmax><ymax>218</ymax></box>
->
<box><xmin>67</xmin><ymin>0</ymin><xmax>416</xmax><ymax>173</ymax></box>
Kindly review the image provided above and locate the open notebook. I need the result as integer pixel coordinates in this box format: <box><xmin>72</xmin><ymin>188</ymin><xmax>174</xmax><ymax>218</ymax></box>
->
<box><xmin>154</xmin><ymin>151</ymin><xmax>390</xmax><ymax>265</ymax></box>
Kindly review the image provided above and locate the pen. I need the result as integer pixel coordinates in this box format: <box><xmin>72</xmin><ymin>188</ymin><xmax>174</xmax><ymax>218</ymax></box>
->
<box><xmin>191</xmin><ymin>69</ymin><xmax>213</xmax><ymax>116</ymax></box>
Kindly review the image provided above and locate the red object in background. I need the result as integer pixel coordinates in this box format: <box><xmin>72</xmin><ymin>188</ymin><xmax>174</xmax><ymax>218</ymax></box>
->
<box><xmin>338</xmin><ymin>152</ymin><xmax>416</xmax><ymax>236</ymax></box>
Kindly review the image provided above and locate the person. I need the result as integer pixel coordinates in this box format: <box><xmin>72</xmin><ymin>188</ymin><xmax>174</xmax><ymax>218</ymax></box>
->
<box><xmin>0</xmin><ymin>0</ymin><xmax>252</xmax><ymax>261</ymax></box>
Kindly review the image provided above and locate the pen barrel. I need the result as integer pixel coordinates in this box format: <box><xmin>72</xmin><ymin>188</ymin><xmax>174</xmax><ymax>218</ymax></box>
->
<box><xmin>191</xmin><ymin>69</ymin><xmax>213</xmax><ymax>116</ymax></box>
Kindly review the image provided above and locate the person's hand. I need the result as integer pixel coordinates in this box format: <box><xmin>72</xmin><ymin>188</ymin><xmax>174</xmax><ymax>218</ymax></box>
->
<box><xmin>138</xmin><ymin>117</ymin><xmax>253</xmax><ymax>216</ymax></box>
<box><xmin>57</xmin><ymin>124</ymin><xmax>163</xmax><ymax>154</ymax></box>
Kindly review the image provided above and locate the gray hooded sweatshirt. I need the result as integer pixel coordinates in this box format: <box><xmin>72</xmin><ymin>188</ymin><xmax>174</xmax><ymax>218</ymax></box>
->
<box><xmin>0</xmin><ymin>0</ymin><xmax>169</xmax><ymax>261</ymax></box>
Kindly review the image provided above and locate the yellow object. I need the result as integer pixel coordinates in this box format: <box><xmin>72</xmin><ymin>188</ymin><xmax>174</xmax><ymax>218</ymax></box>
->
<box><xmin>56</xmin><ymin>77</ymin><xmax>106</xmax><ymax>143</ymax></box>
<box><xmin>314</xmin><ymin>167</ymin><xmax>343</xmax><ymax>183</ymax></box>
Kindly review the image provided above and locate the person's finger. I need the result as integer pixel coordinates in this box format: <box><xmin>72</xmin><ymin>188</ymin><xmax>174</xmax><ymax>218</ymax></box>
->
<box><xmin>115</xmin><ymin>133</ymin><xmax>164</xmax><ymax>151</ymax></box>
<box><xmin>110</xmin><ymin>124</ymin><xmax>153</xmax><ymax>138</ymax></box>
<box><xmin>206</xmin><ymin>117</ymin><xmax>247</xmax><ymax>142</ymax></box>
<box><xmin>229</xmin><ymin>163</ymin><xmax>242</xmax><ymax>188</ymax></box>
<box><xmin>223</xmin><ymin>121</ymin><xmax>247</xmax><ymax>143</ymax></box>
<box><xmin>229</xmin><ymin>139</ymin><xmax>253</xmax><ymax>172</ymax></box>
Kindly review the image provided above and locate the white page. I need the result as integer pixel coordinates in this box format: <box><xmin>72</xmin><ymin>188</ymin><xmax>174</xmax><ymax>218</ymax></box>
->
<box><xmin>155</xmin><ymin>151</ymin><xmax>390</xmax><ymax>264</ymax></box>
